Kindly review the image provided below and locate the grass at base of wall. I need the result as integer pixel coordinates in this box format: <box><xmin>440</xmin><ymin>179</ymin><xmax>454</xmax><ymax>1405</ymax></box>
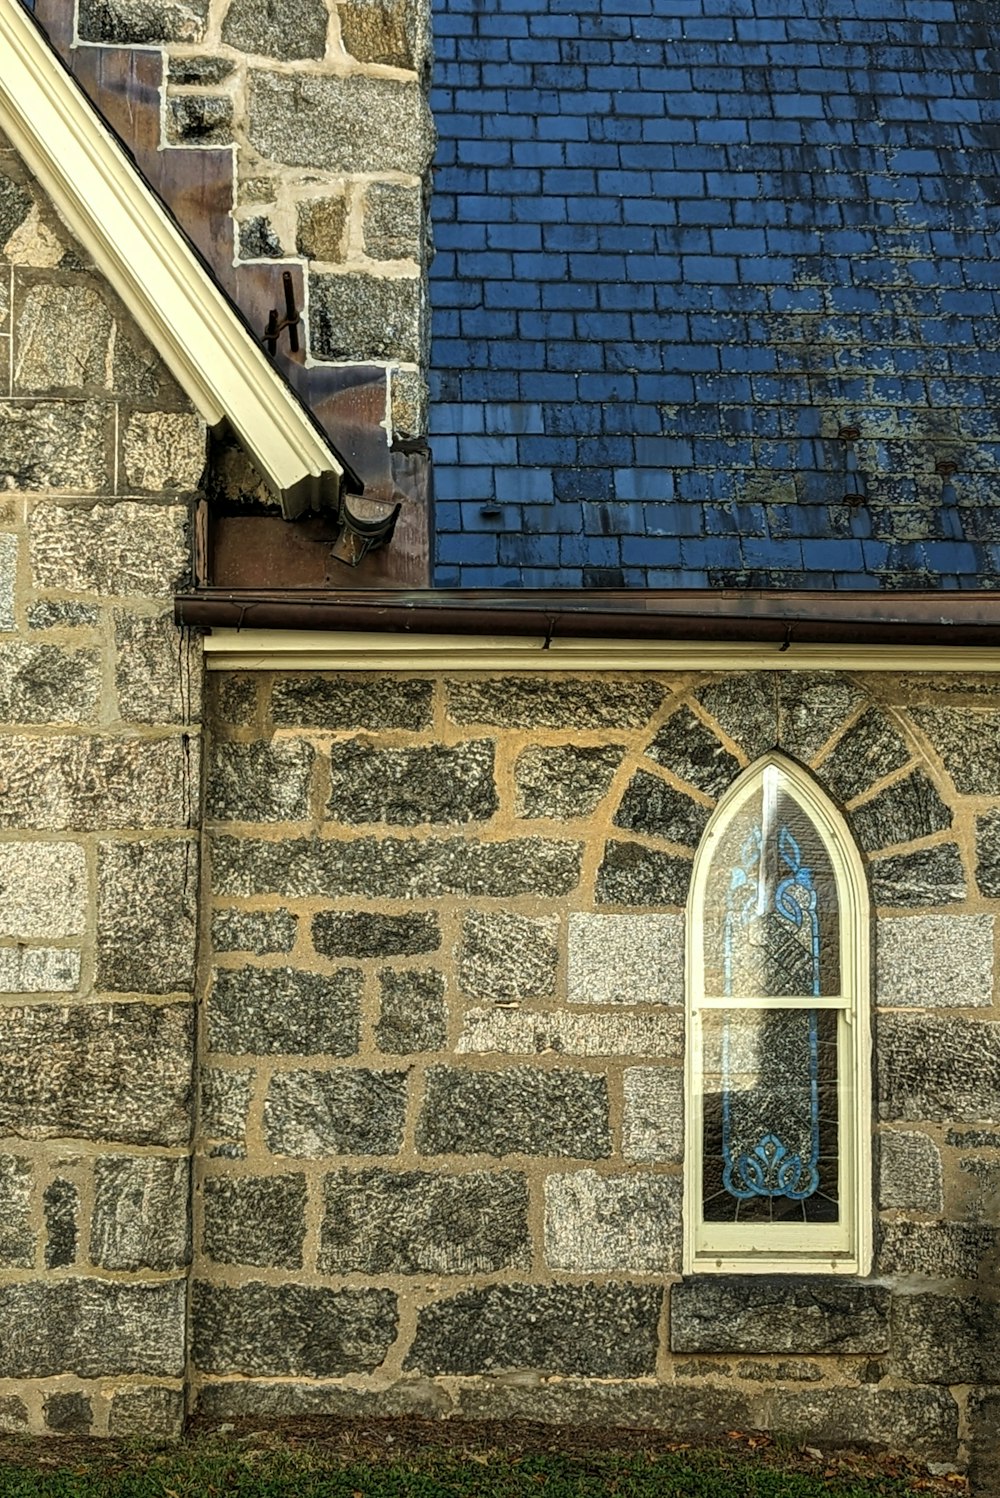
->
<box><xmin>0</xmin><ymin>1422</ymin><xmax>968</xmax><ymax>1498</ymax></box>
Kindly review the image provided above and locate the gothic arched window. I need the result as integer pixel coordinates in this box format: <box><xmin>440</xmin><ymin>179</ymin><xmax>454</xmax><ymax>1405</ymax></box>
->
<box><xmin>685</xmin><ymin>756</ymin><xmax>871</xmax><ymax>1274</ymax></box>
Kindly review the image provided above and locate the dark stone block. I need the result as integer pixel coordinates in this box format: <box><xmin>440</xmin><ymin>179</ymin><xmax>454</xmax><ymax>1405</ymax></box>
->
<box><xmin>892</xmin><ymin>1293</ymin><xmax>1000</xmax><ymax>1385</ymax></box>
<box><xmin>456</xmin><ymin>1378</ymin><xmax>755</xmax><ymax>1434</ymax></box>
<box><xmin>416</xmin><ymin>1066</ymin><xmax>610</xmax><ymax>1158</ymax></box>
<box><xmin>849</xmin><ymin>769</ymin><xmax>952</xmax><ymax>853</ymax></box>
<box><xmin>514</xmin><ymin>743</ymin><xmax>624</xmax><ymax>819</ymax></box>
<box><xmin>311</xmin><ymin>272</ymin><xmax>421</xmax><ymax>363</ymax></box>
<box><xmin>0</xmin><ymin>1279</ymin><xmax>185</xmax><ymax>1378</ymax></box>
<box><xmin>264</xmin><ymin>1068</ymin><xmax>408</xmax><ymax>1157</ymax></box>
<box><xmin>696</xmin><ymin>674</ymin><xmax>776</xmax><ymax>760</ymax></box>
<box><xmin>327</xmin><ymin>740</ymin><xmax>497</xmax><ymax>826</ymax></box>
<box><xmin>645</xmin><ymin>707</ymin><xmax>740</xmax><ymax>798</ymax></box>
<box><xmin>910</xmin><ymin>707</ymin><xmax>1000</xmax><ymax>795</ymax></box>
<box><xmin>96</xmin><ymin>840</ymin><xmax>197</xmax><ymax>995</ymax></box>
<box><xmin>212</xmin><ymin>834</ymin><xmax>582</xmax><ymax>900</ymax></box>
<box><xmin>777</xmin><ymin>675</ymin><xmax>866</xmax><ymax>764</ymax></box>
<box><xmin>166</xmin><ymin>95</ymin><xmax>233</xmax><ymax>145</ymax></box>
<box><xmin>271</xmin><ymin>676</ymin><xmax>432</xmax><ymax>730</ymax></box>
<box><xmin>876</xmin><ymin>1222</ymin><xmax>994</xmax><ymax>1282</ymax></box>
<box><xmin>0</xmin><ymin>1003</ymin><xmax>192</xmax><ymax>1146</ymax></box>
<box><xmin>208</xmin><ymin>965</ymin><xmax>361</xmax><ymax>1056</ymax></box>
<box><xmin>878</xmin><ymin>1013</ymin><xmax>1000</xmax><ymax>1122</ymax></box>
<box><xmin>376</xmin><ymin>969</ymin><xmax>446</xmax><ymax>1053</ymax></box>
<box><xmin>44</xmin><ymin>1392</ymin><xmax>92</xmax><ymax>1434</ymax></box>
<box><xmin>192</xmin><ymin>1281</ymin><xmax>397</xmax><ymax>1376</ymax></box>
<box><xmin>108</xmin><ymin>1385</ymin><xmax>185</xmax><ymax>1438</ymax></box>
<box><xmin>44</xmin><ymin>1177</ymin><xmax>78</xmax><ymax>1269</ymax></box>
<box><xmin>78</xmin><ymin>0</ymin><xmax>208</xmax><ymax>44</ymax></box>
<box><xmin>168</xmin><ymin>55</ymin><xmax>234</xmax><ymax>84</ymax></box>
<box><xmin>313</xmin><ymin>910</ymin><xmax>440</xmax><ymax>958</ymax></box>
<box><xmin>976</xmin><ymin>808</ymin><xmax>1000</xmax><ymax>898</ymax></box>
<box><xmin>771</xmin><ymin>1386</ymin><xmax>958</xmax><ymax>1463</ymax></box>
<box><xmin>203</xmin><ymin>1174</ymin><xmax>307</xmax><ymax>1269</ymax></box>
<box><xmin>670</xmin><ymin>1278</ymin><xmax>890</xmax><ymax>1355</ymax></box>
<box><xmin>196</xmin><ymin>1378</ymin><xmax>454</xmax><ymax>1420</ymax></box>
<box><xmin>211</xmin><ymin>908</ymin><xmax>297</xmax><ymax>955</ymax></box>
<box><xmin>459</xmin><ymin>911</ymin><xmax>558</xmax><ymax>1001</ymax></box>
<box><xmin>320</xmin><ymin>1169</ymin><xmax>530</xmax><ymax>1274</ymax></box>
<box><xmin>207</xmin><ymin>741</ymin><xmax>314</xmax><ymax>823</ymax></box>
<box><xmin>613</xmin><ymin>768</ymin><xmax>710</xmax><ymax>847</ymax></box>
<box><xmin>91</xmin><ymin>1156</ymin><xmax>190</xmax><ymax>1272</ymax></box>
<box><xmin>0</xmin><ymin>1155</ymin><xmax>32</xmax><ymax>1267</ymax></box>
<box><xmin>817</xmin><ymin>708</ymin><xmax>911</xmax><ymax>803</ymax></box>
<box><xmin>969</xmin><ymin>1387</ymin><xmax>1000</xmax><ymax>1497</ymax></box>
<box><xmin>595</xmin><ymin>840</ymin><xmax>692</xmax><ymax>907</ymax></box>
<box><xmin>214</xmin><ymin>676</ymin><xmax>257</xmax><ymax>726</ymax></box>
<box><xmin>406</xmin><ymin>1283</ymin><xmax>661</xmax><ymax>1377</ymax></box>
<box><xmin>447</xmin><ymin>678</ymin><xmax>664</xmax><ymax>730</ymax></box>
<box><xmin>0</xmin><ymin>177</ymin><xmax>31</xmax><ymax>251</ymax></box>
<box><xmin>869</xmin><ymin>844</ymin><xmax>966</xmax><ymax>907</ymax></box>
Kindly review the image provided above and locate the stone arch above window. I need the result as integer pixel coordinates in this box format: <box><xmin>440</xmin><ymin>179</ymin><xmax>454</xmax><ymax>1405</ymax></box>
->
<box><xmin>684</xmin><ymin>753</ymin><xmax>872</xmax><ymax>1276</ymax></box>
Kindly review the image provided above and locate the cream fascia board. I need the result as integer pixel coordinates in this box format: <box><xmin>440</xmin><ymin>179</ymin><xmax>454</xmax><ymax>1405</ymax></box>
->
<box><xmin>0</xmin><ymin>0</ymin><xmax>343</xmax><ymax>517</ymax></box>
<box><xmin>203</xmin><ymin>628</ymin><xmax>1000</xmax><ymax>672</ymax></box>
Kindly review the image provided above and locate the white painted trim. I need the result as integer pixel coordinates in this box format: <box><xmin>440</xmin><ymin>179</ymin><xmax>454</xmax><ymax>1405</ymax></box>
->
<box><xmin>203</xmin><ymin>628</ymin><xmax>1000</xmax><ymax>672</ymax></box>
<box><xmin>683</xmin><ymin>755</ymin><xmax>872</xmax><ymax>1277</ymax></box>
<box><xmin>0</xmin><ymin>0</ymin><xmax>344</xmax><ymax>518</ymax></box>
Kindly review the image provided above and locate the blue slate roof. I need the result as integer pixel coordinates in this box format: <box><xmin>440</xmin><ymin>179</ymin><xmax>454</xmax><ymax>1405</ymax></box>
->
<box><xmin>428</xmin><ymin>0</ymin><xmax>1000</xmax><ymax>590</ymax></box>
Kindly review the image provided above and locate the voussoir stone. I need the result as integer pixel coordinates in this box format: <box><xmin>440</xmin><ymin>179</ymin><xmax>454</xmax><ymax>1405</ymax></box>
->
<box><xmin>97</xmin><ymin>839</ymin><xmax>197</xmax><ymax>993</ymax></box>
<box><xmin>645</xmin><ymin>707</ymin><xmax>740</xmax><ymax>797</ymax></box>
<box><xmin>271</xmin><ymin>675</ymin><xmax>432</xmax><ymax>729</ymax></box>
<box><xmin>613</xmin><ymin>768</ymin><xmax>710</xmax><ymax>846</ymax></box>
<box><xmin>877</xmin><ymin>1013</ymin><xmax>1000</xmax><ymax>1121</ymax></box>
<box><xmin>0</xmin><ymin>1279</ymin><xmax>185</xmax><ymax>1378</ymax></box>
<box><xmin>327</xmin><ymin>739</ymin><xmax>497</xmax><ymax>825</ymax></box>
<box><xmin>90</xmin><ymin>1155</ymin><xmax>190</xmax><ymax>1271</ymax></box>
<box><xmin>264</xmin><ymin>1067</ymin><xmax>408</xmax><ymax>1156</ymax></box>
<box><xmin>459</xmin><ymin>911</ymin><xmax>558</xmax><ymax>1000</ymax></box>
<box><xmin>416</xmin><ymin>1066</ymin><xmax>610</xmax><ymax>1158</ymax></box>
<box><xmin>208</xmin><ymin>965</ymin><xmax>361</xmax><ymax>1056</ymax></box>
<box><xmin>544</xmin><ymin>1170</ymin><xmax>681</xmax><ymax>1273</ymax></box>
<box><xmin>817</xmin><ymin>707</ymin><xmax>911</xmax><ymax>803</ymax></box>
<box><xmin>910</xmin><ymin>706</ymin><xmax>1000</xmax><ymax>794</ymax></box>
<box><xmin>192</xmin><ymin>1281</ymin><xmax>397</xmax><ymax>1377</ymax></box>
<box><xmin>777</xmin><ymin>674</ymin><xmax>866</xmax><ymax>763</ymax></box>
<box><xmin>514</xmin><ymin>743</ymin><xmax>624</xmax><ymax>819</ymax></box>
<box><xmin>320</xmin><ymin>1169</ymin><xmax>530</xmax><ymax>1275</ymax></box>
<box><xmin>0</xmin><ymin>1002</ymin><xmax>192</xmax><ymax>1144</ymax></box>
<box><xmin>248</xmin><ymin>70</ymin><xmax>434</xmax><ymax>176</ymax></box>
<box><xmin>595</xmin><ymin>839</ymin><xmax>692</xmax><ymax>907</ymax></box>
<box><xmin>849</xmin><ymin>770</ymin><xmax>951</xmax><ymax>853</ymax></box>
<box><xmin>670</xmin><ymin>1279</ymin><xmax>891</xmax><ymax>1355</ymax></box>
<box><xmin>203</xmin><ymin>1173</ymin><xmax>307</xmax><ymax>1268</ymax></box>
<box><xmin>406</xmin><ymin>1283</ymin><xmax>662</xmax><ymax>1378</ymax></box>
<box><xmin>447</xmin><ymin>677</ymin><xmax>664</xmax><ymax>729</ymax></box>
<box><xmin>695</xmin><ymin>673</ymin><xmax>776</xmax><ymax>760</ymax></box>
<box><xmin>208</xmin><ymin>739</ymin><xmax>315</xmax><ymax>822</ymax></box>
<box><xmin>868</xmin><ymin>845</ymin><xmax>966</xmax><ymax>907</ymax></box>
<box><xmin>313</xmin><ymin>910</ymin><xmax>439</xmax><ymax>958</ymax></box>
<box><xmin>211</xmin><ymin>834</ymin><xmax>582</xmax><ymax>899</ymax></box>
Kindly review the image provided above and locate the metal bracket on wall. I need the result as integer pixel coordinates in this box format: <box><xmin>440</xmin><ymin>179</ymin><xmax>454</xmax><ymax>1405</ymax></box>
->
<box><xmin>262</xmin><ymin>271</ymin><xmax>301</xmax><ymax>357</ymax></box>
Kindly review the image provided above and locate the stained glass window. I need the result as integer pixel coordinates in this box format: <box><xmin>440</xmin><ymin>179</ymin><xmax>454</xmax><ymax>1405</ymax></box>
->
<box><xmin>686</xmin><ymin>756</ymin><xmax>869</xmax><ymax>1273</ymax></box>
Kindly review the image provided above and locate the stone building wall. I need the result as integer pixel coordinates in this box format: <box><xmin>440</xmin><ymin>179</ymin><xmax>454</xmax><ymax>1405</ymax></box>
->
<box><xmin>198</xmin><ymin>665</ymin><xmax>1000</xmax><ymax>1480</ymax></box>
<box><xmin>0</xmin><ymin>135</ymin><xmax>202</xmax><ymax>1438</ymax></box>
<box><xmin>65</xmin><ymin>0</ymin><xmax>434</xmax><ymax>438</ymax></box>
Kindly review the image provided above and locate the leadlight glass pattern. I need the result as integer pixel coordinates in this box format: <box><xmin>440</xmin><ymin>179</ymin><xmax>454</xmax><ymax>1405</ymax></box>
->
<box><xmin>700</xmin><ymin>767</ymin><xmax>842</xmax><ymax>1225</ymax></box>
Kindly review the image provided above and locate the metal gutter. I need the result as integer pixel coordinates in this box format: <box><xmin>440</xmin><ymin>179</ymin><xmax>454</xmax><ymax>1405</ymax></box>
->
<box><xmin>175</xmin><ymin>588</ymin><xmax>1000</xmax><ymax>646</ymax></box>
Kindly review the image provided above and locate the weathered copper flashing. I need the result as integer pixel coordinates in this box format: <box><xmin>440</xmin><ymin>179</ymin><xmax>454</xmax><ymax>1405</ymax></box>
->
<box><xmin>175</xmin><ymin>588</ymin><xmax>1000</xmax><ymax>646</ymax></box>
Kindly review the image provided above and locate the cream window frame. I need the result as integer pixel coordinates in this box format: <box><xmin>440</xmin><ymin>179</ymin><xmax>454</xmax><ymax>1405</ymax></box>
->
<box><xmin>683</xmin><ymin>754</ymin><xmax>872</xmax><ymax>1277</ymax></box>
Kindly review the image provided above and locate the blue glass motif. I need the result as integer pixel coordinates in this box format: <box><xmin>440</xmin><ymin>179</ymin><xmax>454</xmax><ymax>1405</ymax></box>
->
<box><xmin>721</xmin><ymin>825</ymin><xmax>821</xmax><ymax>1202</ymax></box>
